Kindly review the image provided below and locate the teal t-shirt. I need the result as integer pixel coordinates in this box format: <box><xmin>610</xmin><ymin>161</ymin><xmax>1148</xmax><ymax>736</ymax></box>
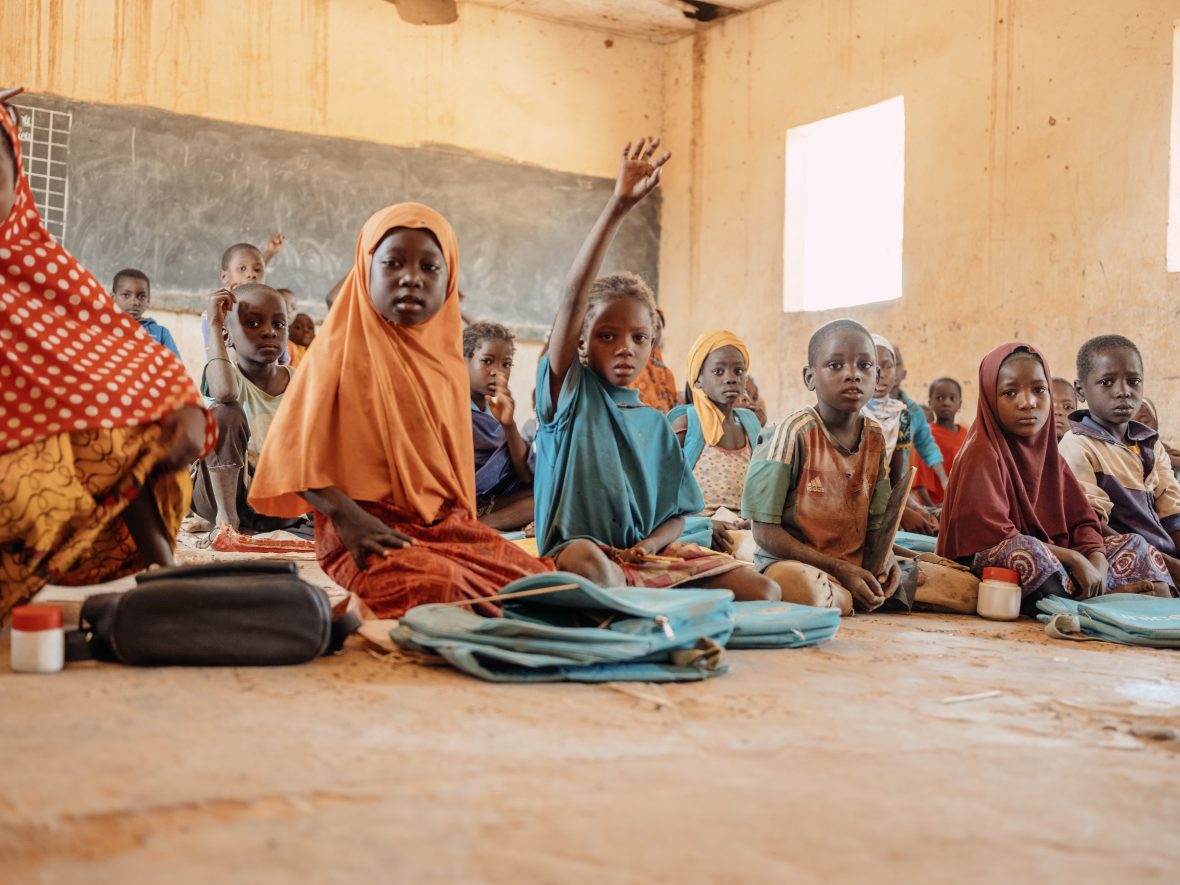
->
<box><xmin>533</xmin><ymin>356</ymin><xmax>705</xmax><ymax>557</ymax></box>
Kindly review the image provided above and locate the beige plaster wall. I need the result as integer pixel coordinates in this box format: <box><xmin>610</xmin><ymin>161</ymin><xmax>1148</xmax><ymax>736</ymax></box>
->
<box><xmin>658</xmin><ymin>0</ymin><xmax>1180</xmax><ymax>437</ymax></box>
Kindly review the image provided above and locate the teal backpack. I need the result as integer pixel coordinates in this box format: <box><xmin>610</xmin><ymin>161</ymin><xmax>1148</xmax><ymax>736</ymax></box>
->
<box><xmin>1037</xmin><ymin>594</ymin><xmax>1180</xmax><ymax>647</ymax></box>
<box><xmin>392</xmin><ymin>572</ymin><xmax>841</xmax><ymax>682</ymax></box>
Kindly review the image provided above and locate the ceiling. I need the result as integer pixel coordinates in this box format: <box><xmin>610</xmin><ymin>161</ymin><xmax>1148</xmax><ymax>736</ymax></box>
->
<box><xmin>465</xmin><ymin>0</ymin><xmax>774</xmax><ymax>42</ymax></box>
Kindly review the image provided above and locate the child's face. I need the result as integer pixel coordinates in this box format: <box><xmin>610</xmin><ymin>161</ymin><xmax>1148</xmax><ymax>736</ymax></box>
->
<box><xmin>580</xmin><ymin>298</ymin><xmax>654</xmax><ymax>387</ymax></box>
<box><xmin>1135</xmin><ymin>401</ymin><xmax>1158</xmax><ymax>431</ymax></box>
<box><xmin>280</xmin><ymin>290</ymin><xmax>297</xmax><ymax>318</ymax></box>
<box><xmin>1077</xmin><ymin>347</ymin><xmax>1144</xmax><ymax>436</ymax></box>
<box><xmin>891</xmin><ymin>348</ymin><xmax>907</xmax><ymax>397</ymax></box>
<box><xmin>929</xmin><ymin>379</ymin><xmax>961</xmax><ymax>425</ymax></box>
<box><xmin>697</xmin><ymin>345</ymin><xmax>747</xmax><ymax>408</ymax></box>
<box><xmin>1051</xmin><ymin>378</ymin><xmax>1078</xmax><ymax>440</ymax></box>
<box><xmin>804</xmin><ymin>330</ymin><xmax>876</xmax><ymax>415</ymax></box>
<box><xmin>873</xmin><ymin>345</ymin><xmax>896</xmax><ymax>399</ymax></box>
<box><xmin>467</xmin><ymin>338</ymin><xmax>514</xmax><ymax>400</ymax></box>
<box><xmin>112</xmin><ymin>276</ymin><xmax>150</xmax><ymax>319</ymax></box>
<box><xmin>289</xmin><ymin>313</ymin><xmax>315</xmax><ymax>347</ymax></box>
<box><xmin>226</xmin><ymin>287</ymin><xmax>288</xmax><ymax>365</ymax></box>
<box><xmin>995</xmin><ymin>355</ymin><xmax>1051</xmax><ymax>439</ymax></box>
<box><xmin>369</xmin><ymin>227</ymin><xmax>448</xmax><ymax>326</ymax></box>
<box><xmin>221</xmin><ymin>248</ymin><xmax>266</xmax><ymax>288</ymax></box>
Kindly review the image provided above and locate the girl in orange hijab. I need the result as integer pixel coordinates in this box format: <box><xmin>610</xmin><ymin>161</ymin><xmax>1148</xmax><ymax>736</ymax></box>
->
<box><xmin>248</xmin><ymin>203</ymin><xmax>551</xmax><ymax>617</ymax></box>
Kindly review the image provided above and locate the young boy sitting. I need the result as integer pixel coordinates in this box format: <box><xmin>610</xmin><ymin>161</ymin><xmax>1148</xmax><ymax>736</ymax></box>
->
<box><xmin>1059</xmin><ymin>335</ymin><xmax>1180</xmax><ymax>589</ymax></box>
<box><xmin>1052</xmin><ymin>375</ymin><xmax>1077</xmax><ymax>441</ymax></box>
<box><xmin>464</xmin><ymin>320</ymin><xmax>535</xmax><ymax>531</ymax></box>
<box><xmin>742</xmin><ymin>318</ymin><xmax>901</xmax><ymax>614</ymax></box>
<box><xmin>289</xmin><ymin>311</ymin><xmax>316</xmax><ymax>364</ymax></box>
<box><xmin>110</xmin><ymin>268</ymin><xmax>181</xmax><ymax>359</ymax></box>
<box><xmin>191</xmin><ymin>283</ymin><xmax>306</xmax><ymax>538</ymax></box>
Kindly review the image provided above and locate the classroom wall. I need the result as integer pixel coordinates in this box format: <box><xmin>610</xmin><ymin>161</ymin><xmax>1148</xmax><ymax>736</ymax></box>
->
<box><xmin>658</xmin><ymin>0</ymin><xmax>1180</xmax><ymax>438</ymax></box>
<box><xmin>1</xmin><ymin>0</ymin><xmax>666</xmax><ymax>422</ymax></box>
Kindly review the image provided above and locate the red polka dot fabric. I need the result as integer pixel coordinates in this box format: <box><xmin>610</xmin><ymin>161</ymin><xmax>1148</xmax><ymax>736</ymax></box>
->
<box><xmin>0</xmin><ymin>104</ymin><xmax>209</xmax><ymax>453</ymax></box>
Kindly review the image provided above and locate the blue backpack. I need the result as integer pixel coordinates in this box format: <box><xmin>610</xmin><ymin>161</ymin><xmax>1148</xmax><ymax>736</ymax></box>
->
<box><xmin>392</xmin><ymin>572</ymin><xmax>841</xmax><ymax>682</ymax></box>
<box><xmin>1037</xmin><ymin>594</ymin><xmax>1180</xmax><ymax>647</ymax></box>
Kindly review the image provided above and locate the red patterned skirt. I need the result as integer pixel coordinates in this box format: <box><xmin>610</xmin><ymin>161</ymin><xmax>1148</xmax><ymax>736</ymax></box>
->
<box><xmin>316</xmin><ymin>500</ymin><xmax>553</xmax><ymax>618</ymax></box>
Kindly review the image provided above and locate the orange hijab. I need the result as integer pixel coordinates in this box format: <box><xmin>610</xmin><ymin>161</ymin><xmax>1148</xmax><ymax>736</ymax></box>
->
<box><xmin>248</xmin><ymin>203</ymin><xmax>475</xmax><ymax>521</ymax></box>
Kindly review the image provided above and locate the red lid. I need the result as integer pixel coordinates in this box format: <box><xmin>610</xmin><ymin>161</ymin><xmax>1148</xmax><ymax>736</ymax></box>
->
<box><xmin>982</xmin><ymin>567</ymin><xmax>1020</xmax><ymax>586</ymax></box>
<box><xmin>11</xmin><ymin>605</ymin><xmax>63</xmax><ymax>631</ymax></box>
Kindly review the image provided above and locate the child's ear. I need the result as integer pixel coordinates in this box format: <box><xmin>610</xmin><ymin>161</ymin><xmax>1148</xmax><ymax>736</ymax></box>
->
<box><xmin>1073</xmin><ymin>380</ymin><xmax>1086</xmax><ymax>403</ymax></box>
<box><xmin>802</xmin><ymin>366</ymin><xmax>816</xmax><ymax>392</ymax></box>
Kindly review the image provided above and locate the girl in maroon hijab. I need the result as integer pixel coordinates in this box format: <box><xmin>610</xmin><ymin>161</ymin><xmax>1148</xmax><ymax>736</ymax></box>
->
<box><xmin>938</xmin><ymin>343</ymin><xmax>1171</xmax><ymax>609</ymax></box>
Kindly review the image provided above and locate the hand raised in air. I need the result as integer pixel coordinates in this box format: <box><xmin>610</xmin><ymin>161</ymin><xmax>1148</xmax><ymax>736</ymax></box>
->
<box><xmin>207</xmin><ymin>288</ymin><xmax>236</xmax><ymax>328</ymax></box>
<box><xmin>613</xmin><ymin>137</ymin><xmax>671</xmax><ymax>207</ymax></box>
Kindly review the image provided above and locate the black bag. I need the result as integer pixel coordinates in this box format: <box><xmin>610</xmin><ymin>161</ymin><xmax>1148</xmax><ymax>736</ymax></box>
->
<box><xmin>67</xmin><ymin>560</ymin><xmax>358</xmax><ymax>666</ymax></box>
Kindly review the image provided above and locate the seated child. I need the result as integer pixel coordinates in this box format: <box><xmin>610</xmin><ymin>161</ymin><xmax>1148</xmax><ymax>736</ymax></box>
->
<box><xmin>1051</xmin><ymin>376</ymin><xmax>1077</xmax><ymax>441</ymax></box>
<box><xmin>1059</xmin><ymin>335</ymin><xmax>1179</xmax><ymax>591</ymax></box>
<box><xmin>669</xmin><ymin>330</ymin><xmax>762</xmax><ymax>557</ymax></box>
<box><xmin>464</xmin><ymin>320</ymin><xmax>535</xmax><ymax>531</ymax></box>
<box><xmin>191</xmin><ymin>283</ymin><xmax>305</xmax><ymax>537</ymax></box>
<box><xmin>628</xmin><ymin>307</ymin><xmax>678</xmax><ymax>413</ymax></box>
<box><xmin>738</xmin><ymin>373</ymin><xmax>769</xmax><ymax>426</ymax></box>
<box><xmin>866</xmin><ymin>335</ymin><xmax>936</xmax><ymax>535</ymax></box>
<box><xmin>202</xmin><ymin>243</ymin><xmax>291</xmax><ymax>365</ymax></box>
<box><xmin>0</xmin><ymin>93</ymin><xmax>210</xmax><ymax>619</ymax></box>
<box><xmin>247</xmin><ymin>203</ymin><xmax>550</xmax><ymax>617</ymax></box>
<box><xmin>111</xmin><ymin>268</ymin><xmax>181</xmax><ymax>359</ymax></box>
<box><xmin>913</xmin><ymin>376</ymin><xmax>967</xmax><ymax>505</ymax></box>
<box><xmin>277</xmin><ymin>287</ymin><xmax>301</xmax><ymax>365</ymax></box>
<box><xmin>891</xmin><ymin>344</ymin><xmax>948</xmax><ymax>495</ymax></box>
<box><xmin>743</xmin><ymin>319</ymin><xmax>902</xmax><ymax>614</ymax></box>
<box><xmin>534</xmin><ymin>138</ymin><xmax>777</xmax><ymax>601</ymax></box>
<box><xmin>938</xmin><ymin>342</ymin><xmax>1170</xmax><ymax>612</ymax></box>
<box><xmin>289</xmin><ymin>311</ymin><xmax>316</xmax><ymax>365</ymax></box>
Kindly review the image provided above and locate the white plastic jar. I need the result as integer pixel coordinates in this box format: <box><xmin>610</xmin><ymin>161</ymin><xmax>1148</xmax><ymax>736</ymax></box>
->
<box><xmin>10</xmin><ymin>604</ymin><xmax>64</xmax><ymax>673</ymax></box>
<box><xmin>976</xmin><ymin>567</ymin><xmax>1022</xmax><ymax>621</ymax></box>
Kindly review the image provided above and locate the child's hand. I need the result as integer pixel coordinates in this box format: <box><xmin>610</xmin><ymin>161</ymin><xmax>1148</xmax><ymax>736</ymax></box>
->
<box><xmin>1065</xmin><ymin>551</ymin><xmax>1106</xmax><ymax>599</ymax></box>
<box><xmin>263</xmin><ymin>233</ymin><xmax>286</xmax><ymax>264</ymax></box>
<box><xmin>485</xmin><ymin>384</ymin><xmax>516</xmax><ymax>427</ymax></box>
<box><xmin>834</xmin><ymin>562</ymin><xmax>887</xmax><ymax>611</ymax></box>
<box><xmin>710</xmin><ymin>521</ymin><xmax>736</xmax><ymax>555</ymax></box>
<box><xmin>612</xmin><ymin>137</ymin><xmax>671</xmax><ymax>207</ymax></box>
<box><xmin>333</xmin><ymin>506</ymin><xmax>415</xmax><ymax>571</ymax></box>
<box><xmin>208</xmin><ymin>288</ymin><xmax>236</xmax><ymax>328</ymax></box>
<box><xmin>878</xmin><ymin>555</ymin><xmax>902</xmax><ymax>598</ymax></box>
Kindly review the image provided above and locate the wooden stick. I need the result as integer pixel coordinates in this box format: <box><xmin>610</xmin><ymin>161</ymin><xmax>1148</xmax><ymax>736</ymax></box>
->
<box><xmin>431</xmin><ymin>583</ymin><xmax>581</xmax><ymax>607</ymax></box>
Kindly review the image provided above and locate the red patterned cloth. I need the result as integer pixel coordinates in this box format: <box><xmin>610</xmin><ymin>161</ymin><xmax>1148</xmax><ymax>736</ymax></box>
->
<box><xmin>608</xmin><ymin>541</ymin><xmax>749</xmax><ymax>588</ymax></box>
<box><xmin>0</xmin><ymin>106</ymin><xmax>206</xmax><ymax>453</ymax></box>
<box><xmin>315</xmin><ymin>501</ymin><xmax>554</xmax><ymax>618</ymax></box>
<box><xmin>629</xmin><ymin>346</ymin><xmax>678</xmax><ymax>414</ymax></box>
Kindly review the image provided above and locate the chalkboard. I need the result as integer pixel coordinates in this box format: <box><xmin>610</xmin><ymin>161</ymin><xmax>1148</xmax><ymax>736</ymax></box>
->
<box><xmin>17</xmin><ymin>94</ymin><xmax>661</xmax><ymax>337</ymax></box>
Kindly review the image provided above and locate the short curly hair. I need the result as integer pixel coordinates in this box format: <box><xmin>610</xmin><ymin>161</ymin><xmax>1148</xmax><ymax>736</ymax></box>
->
<box><xmin>1076</xmin><ymin>334</ymin><xmax>1140</xmax><ymax>383</ymax></box>
<box><xmin>462</xmin><ymin>320</ymin><xmax>515</xmax><ymax>358</ymax></box>
<box><xmin>583</xmin><ymin>272</ymin><xmax>658</xmax><ymax>334</ymax></box>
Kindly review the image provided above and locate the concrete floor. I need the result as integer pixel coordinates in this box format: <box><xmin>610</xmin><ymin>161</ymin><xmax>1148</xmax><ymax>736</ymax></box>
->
<box><xmin>3</xmin><ymin>555</ymin><xmax>1180</xmax><ymax>883</ymax></box>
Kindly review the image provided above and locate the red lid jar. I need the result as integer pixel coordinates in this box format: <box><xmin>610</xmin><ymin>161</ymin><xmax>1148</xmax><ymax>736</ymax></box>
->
<box><xmin>11</xmin><ymin>605</ymin><xmax>63</xmax><ymax>632</ymax></box>
<box><xmin>982</xmin><ymin>567</ymin><xmax>1020</xmax><ymax>586</ymax></box>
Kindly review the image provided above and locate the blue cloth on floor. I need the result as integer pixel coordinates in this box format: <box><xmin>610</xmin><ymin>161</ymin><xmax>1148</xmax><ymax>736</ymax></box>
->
<box><xmin>1037</xmin><ymin>594</ymin><xmax>1180</xmax><ymax>647</ymax></box>
<box><xmin>727</xmin><ymin>600</ymin><xmax>841</xmax><ymax>649</ymax></box>
<box><xmin>895</xmin><ymin>530</ymin><xmax>938</xmax><ymax>553</ymax></box>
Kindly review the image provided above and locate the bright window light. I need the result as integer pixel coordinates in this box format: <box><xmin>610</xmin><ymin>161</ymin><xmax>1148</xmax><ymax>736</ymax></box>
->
<box><xmin>784</xmin><ymin>96</ymin><xmax>905</xmax><ymax>312</ymax></box>
<box><xmin>1168</xmin><ymin>21</ymin><xmax>1180</xmax><ymax>272</ymax></box>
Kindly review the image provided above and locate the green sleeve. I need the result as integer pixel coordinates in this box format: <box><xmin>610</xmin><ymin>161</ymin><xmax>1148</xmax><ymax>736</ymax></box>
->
<box><xmin>867</xmin><ymin>453</ymin><xmax>892</xmax><ymax>532</ymax></box>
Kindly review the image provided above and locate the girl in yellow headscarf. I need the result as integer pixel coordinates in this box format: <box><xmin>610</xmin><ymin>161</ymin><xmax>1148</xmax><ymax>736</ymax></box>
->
<box><xmin>669</xmin><ymin>330</ymin><xmax>763</xmax><ymax>558</ymax></box>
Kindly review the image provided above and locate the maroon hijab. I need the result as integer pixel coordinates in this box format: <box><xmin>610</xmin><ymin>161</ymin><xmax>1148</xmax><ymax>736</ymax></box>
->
<box><xmin>937</xmin><ymin>343</ymin><xmax>1103</xmax><ymax>559</ymax></box>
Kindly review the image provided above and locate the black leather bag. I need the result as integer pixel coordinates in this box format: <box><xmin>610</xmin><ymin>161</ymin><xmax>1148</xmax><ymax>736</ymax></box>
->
<box><xmin>68</xmin><ymin>561</ymin><xmax>357</xmax><ymax>666</ymax></box>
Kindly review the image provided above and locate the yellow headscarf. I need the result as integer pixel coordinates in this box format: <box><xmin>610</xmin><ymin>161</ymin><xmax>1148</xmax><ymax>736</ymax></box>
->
<box><xmin>684</xmin><ymin>330</ymin><xmax>751</xmax><ymax>447</ymax></box>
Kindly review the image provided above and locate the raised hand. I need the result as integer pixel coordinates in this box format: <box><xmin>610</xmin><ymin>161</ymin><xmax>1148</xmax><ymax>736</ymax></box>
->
<box><xmin>263</xmin><ymin>233</ymin><xmax>286</xmax><ymax>265</ymax></box>
<box><xmin>208</xmin><ymin>288</ymin><xmax>236</xmax><ymax>328</ymax></box>
<box><xmin>612</xmin><ymin>137</ymin><xmax>671</xmax><ymax>207</ymax></box>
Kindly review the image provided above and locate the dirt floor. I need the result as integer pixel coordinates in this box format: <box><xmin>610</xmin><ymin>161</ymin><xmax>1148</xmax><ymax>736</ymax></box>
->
<box><xmin>3</xmin><ymin>546</ymin><xmax>1180</xmax><ymax>884</ymax></box>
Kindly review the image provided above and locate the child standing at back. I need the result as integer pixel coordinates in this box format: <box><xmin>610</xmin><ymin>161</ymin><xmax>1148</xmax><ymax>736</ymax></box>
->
<box><xmin>533</xmin><ymin>138</ymin><xmax>777</xmax><ymax>601</ymax></box>
<box><xmin>742</xmin><ymin>319</ymin><xmax>901</xmax><ymax>614</ymax></box>
<box><xmin>110</xmin><ymin>268</ymin><xmax>181</xmax><ymax>359</ymax></box>
<box><xmin>1059</xmin><ymin>335</ymin><xmax>1180</xmax><ymax>591</ymax></box>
